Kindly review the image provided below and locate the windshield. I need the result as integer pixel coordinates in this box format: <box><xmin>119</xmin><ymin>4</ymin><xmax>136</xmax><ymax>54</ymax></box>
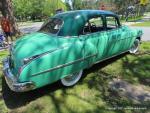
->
<box><xmin>39</xmin><ymin>18</ymin><xmax>63</xmax><ymax>34</ymax></box>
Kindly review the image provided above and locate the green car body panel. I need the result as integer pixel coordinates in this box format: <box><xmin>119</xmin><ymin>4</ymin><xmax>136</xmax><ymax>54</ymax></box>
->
<box><xmin>3</xmin><ymin>10</ymin><xmax>143</xmax><ymax>92</ymax></box>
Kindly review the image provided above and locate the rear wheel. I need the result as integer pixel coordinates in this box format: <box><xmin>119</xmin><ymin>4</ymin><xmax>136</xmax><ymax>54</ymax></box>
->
<box><xmin>61</xmin><ymin>70</ymin><xmax>83</xmax><ymax>86</ymax></box>
<box><xmin>129</xmin><ymin>39</ymin><xmax>140</xmax><ymax>54</ymax></box>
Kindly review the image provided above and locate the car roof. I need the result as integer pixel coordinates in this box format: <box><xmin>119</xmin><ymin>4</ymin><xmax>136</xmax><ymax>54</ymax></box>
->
<box><xmin>53</xmin><ymin>10</ymin><xmax>118</xmax><ymax>36</ymax></box>
<box><xmin>54</xmin><ymin>10</ymin><xmax>117</xmax><ymax>19</ymax></box>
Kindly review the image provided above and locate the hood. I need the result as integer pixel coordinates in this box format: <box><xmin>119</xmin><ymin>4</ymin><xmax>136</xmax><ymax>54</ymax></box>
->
<box><xmin>10</xmin><ymin>32</ymin><xmax>73</xmax><ymax>74</ymax></box>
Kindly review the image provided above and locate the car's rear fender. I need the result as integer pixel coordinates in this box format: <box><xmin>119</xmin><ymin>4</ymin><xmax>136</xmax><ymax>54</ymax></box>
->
<box><xmin>18</xmin><ymin>39</ymin><xmax>95</xmax><ymax>88</ymax></box>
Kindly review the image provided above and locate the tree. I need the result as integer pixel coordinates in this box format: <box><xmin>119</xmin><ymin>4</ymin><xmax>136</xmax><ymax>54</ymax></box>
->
<box><xmin>13</xmin><ymin>0</ymin><xmax>32</xmax><ymax>21</ymax></box>
<box><xmin>65</xmin><ymin>0</ymin><xmax>99</xmax><ymax>10</ymax></box>
<box><xmin>30</xmin><ymin>0</ymin><xmax>45</xmax><ymax>20</ymax></box>
<box><xmin>13</xmin><ymin>0</ymin><xmax>45</xmax><ymax>21</ymax></box>
<box><xmin>72</xmin><ymin>0</ymin><xmax>82</xmax><ymax>10</ymax></box>
<box><xmin>65</xmin><ymin>2</ymin><xmax>72</xmax><ymax>10</ymax></box>
<box><xmin>43</xmin><ymin>0</ymin><xmax>67</xmax><ymax>16</ymax></box>
<box><xmin>0</xmin><ymin>0</ymin><xmax>20</xmax><ymax>35</ymax></box>
<box><xmin>13</xmin><ymin>0</ymin><xmax>67</xmax><ymax>21</ymax></box>
<box><xmin>146</xmin><ymin>2</ymin><xmax>150</xmax><ymax>11</ymax></box>
<box><xmin>65</xmin><ymin>0</ymin><xmax>73</xmax><ymax>10</ymax></box>
<box><xmin>139</xmin><ymin>0</ymin><xmax>149</xmax><ymax>16</ymax></box>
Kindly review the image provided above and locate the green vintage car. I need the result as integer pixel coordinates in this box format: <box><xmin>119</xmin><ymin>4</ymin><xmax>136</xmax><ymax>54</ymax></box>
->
<box><xmin>3</xmin><ymin>10</ymin><xmax>143</xmax><ymax>92</ymax></box>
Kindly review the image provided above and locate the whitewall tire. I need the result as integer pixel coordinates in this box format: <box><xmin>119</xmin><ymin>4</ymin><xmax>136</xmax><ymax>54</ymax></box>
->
<box><xmin>61</xmin><ymin>70</ymin><xmax>83</xmax><ymax>86</ymax></box>
<box><xmin>129</xmin><ymin>39</ymin><xmax>140</xmax><ymax>54</ymax></box>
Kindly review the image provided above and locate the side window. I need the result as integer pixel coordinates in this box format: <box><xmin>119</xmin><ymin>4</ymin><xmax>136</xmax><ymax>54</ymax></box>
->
<box><xmin>89</xmin><ymin>17</ymin><xmax>103</xmax><ymax>27</ymax></box>
<box><xmin>106</xmin><ymin>16</ymin><xmax>119</xmax><ymax>30</ymax></box>
<box><xmin>83</xmin><ymin>16</ymin><xmax>104</xmax><ymax>35</ymax></box>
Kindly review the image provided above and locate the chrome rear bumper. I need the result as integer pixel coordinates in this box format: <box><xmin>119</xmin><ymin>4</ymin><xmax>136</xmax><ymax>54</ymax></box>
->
<box><xmin>2</xmin><ymin>57</ymin><xmax>35</xmax><ymax>92</ymax></box>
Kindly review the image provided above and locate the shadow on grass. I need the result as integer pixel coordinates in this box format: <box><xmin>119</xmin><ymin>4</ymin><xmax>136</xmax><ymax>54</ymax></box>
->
<box><xmin>83</xmin><ymin>53</ymin><xmax>128</xmax><ymax>78</ymax></box>
<box><xmin>2</xmin><ymin>52</ymin><xmax>149</xmax><ymax>112</ymax></box>
<box><xmin>2</xmin><ymin>53</ymin><xmax>127</xmax><ymax>110</ymax></box>
<box><xmin>121</xmin><ymin>53</ymin><xmax>150</xmax><ymax>86</ymax></box>
<box><xmin>82</xmin><ymin>54</ymin><xmax>150</xmax><ymax>113</ymax></box>
<box><xmin>2</xmin><ymin>77</ymin><xmax>62</xmax><ymax>109</ymax></box>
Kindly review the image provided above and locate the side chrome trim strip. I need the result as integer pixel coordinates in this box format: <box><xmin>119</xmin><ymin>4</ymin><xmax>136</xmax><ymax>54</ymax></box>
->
<box><xmin>31</xmin><ymin>54</ymin><xmax>97</xmax><ymax>77</ymax></box>
<box><xmin>22</xmin><ymin>46</ymin><xmax>68</xmax><ymax>69</ymax></box>
<box><xmin>31</xmin><ymin>49</ymin><xmax>130</xmax><ymax>77</ymax></box>
<box><xmin>94</xmin><ymin>50</ymin><xmax>129</xmax><ymax>65</ymax></box>
<box><xmin>27</xmin><ymin>46</ymin><xmax>68</xmax><ymax>62</ymax></box>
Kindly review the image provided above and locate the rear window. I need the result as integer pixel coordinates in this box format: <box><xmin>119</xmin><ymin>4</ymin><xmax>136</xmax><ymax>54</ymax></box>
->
<box><xmin>39</xmin><ymin>18</ymin><xmax>63</xmax><ymax>34</ymax></box>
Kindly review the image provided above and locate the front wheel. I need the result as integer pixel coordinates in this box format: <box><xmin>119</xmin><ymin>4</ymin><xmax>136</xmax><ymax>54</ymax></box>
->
<box><xmin>61</xmin><ymin>70</ymin><xmax>83</xmax><ymax>86</ymax></box>
<box><xmin>129</xmin><ymin>39</ymin><xmax>140</xmax><ymax>54</ymax></box>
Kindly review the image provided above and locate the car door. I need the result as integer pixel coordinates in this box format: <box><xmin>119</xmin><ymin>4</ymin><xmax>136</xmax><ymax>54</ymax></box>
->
<box><xmin>79</xmin><ymin>16</ymin><xmax>109</xmax><ymax>64</ymax></box>
<box><xmin>103</xmin><ymin>16</ymin><xmax>125</xmax><ymax>57</ymax></box>
<box><xmin>119</xmin><ymin>26</ymin><xmax>134</xmax><ymax>51</ymax></box>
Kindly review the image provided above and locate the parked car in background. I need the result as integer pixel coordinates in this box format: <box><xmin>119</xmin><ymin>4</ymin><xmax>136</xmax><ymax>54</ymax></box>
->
<box><xmin>3</xmin><ymin>10</ymin><xmax>143</xmax><ymax>92</ymax></box>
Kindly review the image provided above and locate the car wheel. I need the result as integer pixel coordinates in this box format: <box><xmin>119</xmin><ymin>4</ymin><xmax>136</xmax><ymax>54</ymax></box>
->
<box><xmin>61</xmin><ymin>70</ymin><xmax>83</xmax><ymax>86</ymax></box>
<box><xmin>129</xmin><ymin>39</ymin><xmax>140</xmax><ymax>54</ymax></box>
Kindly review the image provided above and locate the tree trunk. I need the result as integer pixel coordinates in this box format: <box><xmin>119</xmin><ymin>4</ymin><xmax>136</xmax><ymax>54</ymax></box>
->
<box><xmin>0</xmin><ymin>0</ymin><xmax>20</xmax><ymax>35</ymax></box>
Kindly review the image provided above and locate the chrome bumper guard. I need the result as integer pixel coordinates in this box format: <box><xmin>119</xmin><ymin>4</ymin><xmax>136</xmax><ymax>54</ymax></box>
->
<box><xmin>2</xmin><ymin>57</ymin><xmax>35</xmax><ymax>92</ymax></box>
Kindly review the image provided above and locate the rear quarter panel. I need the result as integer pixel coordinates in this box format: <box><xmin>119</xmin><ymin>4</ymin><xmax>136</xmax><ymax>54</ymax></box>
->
<box><xmin>18</xmin><ymin>39</ymin><xmax>90</xmax><ymax>88</ymax></box>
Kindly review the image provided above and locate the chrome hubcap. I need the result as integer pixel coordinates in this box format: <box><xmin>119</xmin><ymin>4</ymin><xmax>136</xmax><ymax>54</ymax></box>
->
<box><xmin>129</xmin><ymin>39</ymin><xmax>139</xmax><ymax>53</ymax></box>
<box><xmin>64</xmin><ymin>72</ymin><xmax>80</xmax><ymax>81</ymax></box>
<box><xmin>61</xmin><ymin>70</ymin><xmax>83</xmax><ymax>86</ymax></box>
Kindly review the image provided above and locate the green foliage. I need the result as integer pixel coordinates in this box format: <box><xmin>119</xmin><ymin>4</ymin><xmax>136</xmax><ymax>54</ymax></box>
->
<box><xmin>132</xmin><ymin>21</ymin><xmax>150</xmax><ymax>26</ymax></box>
<box><xmin>65</xmin><ymin>0</ymin><xmax>100</xmax><ymax>10</ymax></box>
<box><xmin>12</xmin><ymin>0</ymin><xmax>67</xmax><ymax>21</ymax></box>
<box><xmin>43</xmin><ymin>0</ymin><xmax>67</xmax><ymax>16</ymax></box>
<box><xmin>65</xmin><ymin>2</ymin><xmax>72</xmax><ymax>11</ymax></box>
<box><xmin>72</xmin><ymin>0</ymin><xmax>83</xmax><ymax>10</ymax></box>
<box><xmin>146</xmin><ymin>3</ymin><xmax>150</xmax><ymax>12</ymax></box>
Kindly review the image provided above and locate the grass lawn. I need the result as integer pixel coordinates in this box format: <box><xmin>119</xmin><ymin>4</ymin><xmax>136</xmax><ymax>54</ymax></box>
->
<box><xmin>132</xmin><ymin>21</ymin><xmax>150</xmax><ymax>27</ymax></box>
<box><xmin>0</xmin><ymin>42</ymin><xmax>150</xmax><ymax>113</ymax></box>
<box><xmin>120</xmin><ymin>16</ymin><xmax>143</xmax><ymax>23</ymax></box>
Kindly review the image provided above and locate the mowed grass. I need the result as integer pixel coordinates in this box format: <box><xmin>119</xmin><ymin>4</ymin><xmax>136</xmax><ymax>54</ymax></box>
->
<box><xmin>0</xmin><ymin>42</ymin><xmax>150</xmax><ymax>113</ymax></box>
<box><xmin>0</xmin><ymin>50</ymin><xmax>8</xmax><ymax>113</ymax></box>
<box><xmin>0</xmin><ymin>50</ymin><xmax>8</xmax><ymax>87</ymax></box>
<box><xmin>132</xmin><ymin>21</ymin><xmax>150</xmax><ymax>27</ymax></box>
